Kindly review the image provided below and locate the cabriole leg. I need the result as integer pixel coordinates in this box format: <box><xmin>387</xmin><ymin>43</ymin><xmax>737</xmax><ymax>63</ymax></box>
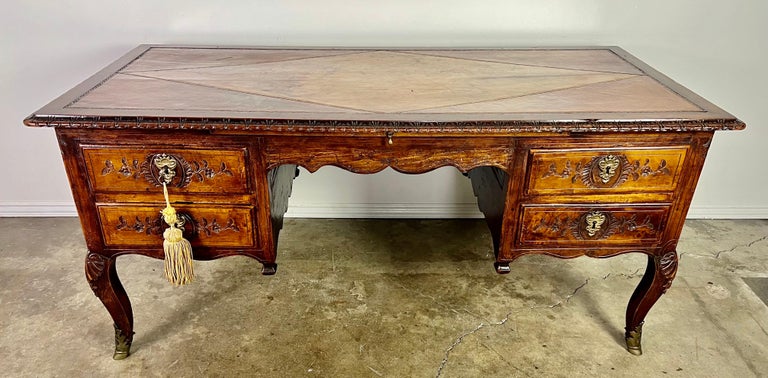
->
<box><xmin>624</xmin><ymin>243</ymin><xmax>678</xmax><ymax>355</ymax></box>
<box><xmin>85</xmin><ymin>252</ymin><xmax>134</xmax><ymax>360</ymax></box>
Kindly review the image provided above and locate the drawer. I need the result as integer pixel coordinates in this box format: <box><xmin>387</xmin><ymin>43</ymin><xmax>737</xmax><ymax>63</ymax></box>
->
<box><xmin>265</xmin><ymin>136</ymin><xmax>513</xmax><ymax>173</ymax></box>
<box><xmin>518</xmin><ymin>205</ymin><xmax>669</xmax><ymax>247</ymax></box>
<box><xmin>98</xmin><ymin>204</ymin><xmax>257</xmax><ymax>248</ymax></box>
<box><xmin>83</xmin><ymin>147</ymin><xmax>250</xmax><ymax>194</ymax></box>
<box><xmin>526</xmin><ymin>147</ymin><xmax>687</xmax><ymax>195</ymax></box>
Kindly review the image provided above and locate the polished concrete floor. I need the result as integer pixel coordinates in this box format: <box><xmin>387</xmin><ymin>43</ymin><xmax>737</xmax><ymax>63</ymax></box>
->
<box><xmin>0</xmin><ymin>217</ymin><xmax>767</xmax><ymax>377</ymax></box>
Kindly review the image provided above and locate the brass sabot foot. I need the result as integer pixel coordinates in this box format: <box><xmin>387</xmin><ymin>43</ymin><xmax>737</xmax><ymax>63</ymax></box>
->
<box><xmin>625</xmin><ymin>323</ymin><xmax>643</xmax><ymax>356</ymax></box>
<box><xmin>112</xmin><ymin>324</ymin><xmax>132</xmax><ymax>360</ymax></box>
<box><xmin>113</xmin><ymin>350</ymin><xmax>129</xmax><ymax>360</ymax></box>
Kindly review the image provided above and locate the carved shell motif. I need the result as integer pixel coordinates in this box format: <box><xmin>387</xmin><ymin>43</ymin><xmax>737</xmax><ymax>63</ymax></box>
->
<box><xmin>85</xmin><ymin>252</ymin><xmax>107</xmax><ymax>293</ymax></box>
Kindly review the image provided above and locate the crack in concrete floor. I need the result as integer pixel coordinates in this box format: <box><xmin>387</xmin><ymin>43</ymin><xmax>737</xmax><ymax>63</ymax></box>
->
<box><xmin>433</xmin><ymin>265</ymin><xmax>706</xmax><ymax>377</ymax></box>
<box><xmin>436</xmin><ymin>277</ymin><xmax>593</xmax><ymax>377</ymax></box>
<box><xmin>714</xmin><ymin>234</ymin><xmax>768</xmax><ymax>259</ymax></box>
<box><xmin>386</xmin><ymin>279</ymin><xmax>485</xmax><ymax>320</ymax></box>
<box><xmin>2</xmin><ymin>218</ymin><xmax>767</xmax><ymax>376</ymax></box>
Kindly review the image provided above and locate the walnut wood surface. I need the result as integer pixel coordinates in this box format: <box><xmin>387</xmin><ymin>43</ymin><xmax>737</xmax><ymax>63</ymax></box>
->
<box><xmin>468</xmin><ymin>166</ymin><xmax>510</xmax><ymax>272</ymax></box>
<box><xmin>526</xmin><ymin>147</ymin><xmax>687</xmax><ymax>195</ymax></box>
<box><xmin>83</xmin><ymin>146</ymin><xmax>249</xmax><ymax>194</ymax></box>
<box><xmin>97</xmin><ymin>204</ymin><xmax>257</xmax><ymax>248</ymax></box>
<box><xmin>27</xmin><ymin>46</ymin><xmax>745</xmax><ymax>359</ymax></box>
<box><xmin>267</xmin><ymin>163</ymin><xmax>298</xmax><ymax>268</ymax></box>
<box><xmin>518</xmin><ymin>205</ymin><xmax>669</xmax><ymax>247</ymax></box>
<box><xmin>264</xmin><ymin>136</ymin><xmax>513</xmax><ymax>173</ymax></box>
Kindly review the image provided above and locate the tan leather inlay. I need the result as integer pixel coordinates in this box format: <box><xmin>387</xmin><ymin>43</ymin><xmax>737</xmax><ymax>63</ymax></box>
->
<box><xmin>69</xmin><ymin>48</ymin><xmax>702</xmax><ymax>115</ymax></box>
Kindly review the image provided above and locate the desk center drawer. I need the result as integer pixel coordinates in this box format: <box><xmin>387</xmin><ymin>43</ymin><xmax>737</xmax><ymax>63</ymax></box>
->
<box><xmin>264</xmin><ymin>136</ymin><xmax>513</xmax><ymax>173</ymax></box>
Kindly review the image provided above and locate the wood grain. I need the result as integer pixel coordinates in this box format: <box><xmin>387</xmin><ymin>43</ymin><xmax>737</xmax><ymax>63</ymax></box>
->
<box><xmin>526</xmin><ymin>147</ymin><xmax>687</xmax><ymax>195</ymax></box>
<box><xmin>518</xmin><ymin>205</ymin><xmax>669</xmax><ymax>247</ymax></box>
<box><xmin>264</xmin><ymin>136</ymin><xmax>513</xmax><ymax>173</ymax></box>
<box><xmin>83</xmin><ymin>146</ymin><xmax>249</xmax><ymax>194</ymax></box>
<box><xmin>97</xmin><ymin>204</ymin><xmax>257</xmax><ymax>248</ymax></box>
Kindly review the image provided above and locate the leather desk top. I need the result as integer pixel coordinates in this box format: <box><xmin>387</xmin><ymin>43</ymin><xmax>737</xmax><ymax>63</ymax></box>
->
<box><xmin>25</xmin><ymin>46</ymin><xmax>744</xmax><ymax>133</ymax></box>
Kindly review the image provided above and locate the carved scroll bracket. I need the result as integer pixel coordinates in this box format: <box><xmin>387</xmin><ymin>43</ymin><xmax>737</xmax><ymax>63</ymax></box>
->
<box><xmin>658</xmin><ymin>240</ymin><xmax>679</xmax><ymax>294</ymax></box>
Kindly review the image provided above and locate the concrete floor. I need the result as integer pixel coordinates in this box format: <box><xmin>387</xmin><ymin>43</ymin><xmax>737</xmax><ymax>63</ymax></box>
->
<box><xmin>0</xmin><ymin>218</ymin><xmax>767</xmax><ymax>377</ymax></box>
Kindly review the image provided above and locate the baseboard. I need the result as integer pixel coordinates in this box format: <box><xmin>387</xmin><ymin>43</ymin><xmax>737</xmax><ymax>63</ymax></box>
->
<box><xmin>685</xmin><ymin>206</ymin><xmax>768</xmax><ymax>220</ymax></box>
<box><xmin>286</xmin><ymin>204</ymin><xmax>768</xmax><ymax>219</ymax></box>
<box><xmin>1</xmin><ymin>201</ymin><xmax>765</xmax><ymax>219</ymax></box>
<box><xmin>0</xmin><ymin>201</ymin><xmax>78</xmax><ymax>217</ymax></box>
<box><xmin>284</xmin><ymin>203</ymin><xmax>484</xmax><ymax>219</ymax></box>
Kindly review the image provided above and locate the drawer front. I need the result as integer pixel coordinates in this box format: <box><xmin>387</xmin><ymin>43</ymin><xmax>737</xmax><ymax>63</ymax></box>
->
<box><xmin>83</xmin><ymin>147</ymin><xmax>249</xmax><ymax>194</ymax></box>
<box><xmin>526</xmin><ymin>148</ymin><xmax>687</xmax><ymax>195</ymax></box>
<box><xmin>265</xmin><ymin>136</ymin><xmax>513</xmax><ymax>174</ymax></box>
<box><xmin>98</xmin><ymin>204</ymin><xmax>257</xmax><ymax>248</ymax></box>
<box><xmin>518</xmin><ymin>205</ymin><xmax>669</xmax><ymax>247</ymax></box>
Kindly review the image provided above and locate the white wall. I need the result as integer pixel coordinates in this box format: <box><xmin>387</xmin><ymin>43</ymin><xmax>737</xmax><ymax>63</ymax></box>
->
<box><xmin>1</xmin><ymin>1</ymin><xmax>765</xmax><ymax>218</ymax></box>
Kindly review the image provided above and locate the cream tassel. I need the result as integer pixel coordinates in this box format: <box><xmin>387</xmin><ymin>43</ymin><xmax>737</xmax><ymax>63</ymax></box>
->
<box><xmin>161</xmin><ymin>182</ymin><xmax>194</xmax><ymax>285</ymax></box>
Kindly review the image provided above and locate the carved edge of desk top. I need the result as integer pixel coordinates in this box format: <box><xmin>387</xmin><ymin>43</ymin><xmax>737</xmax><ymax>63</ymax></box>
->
<box><xmin>23</xmin><ymin>116</ymin><xmax>744</xmax><ymax>133</ymax></box>
<box><xmin>23</xmin><ymin>45</ymin><xmax>746</xmax><ymax>133</ymax></box>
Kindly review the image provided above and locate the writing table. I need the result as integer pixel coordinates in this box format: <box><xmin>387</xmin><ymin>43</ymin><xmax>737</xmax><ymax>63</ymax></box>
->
<box><xmin>24</xmin><ymin>45</ymin><xmax>744</xmax><ymax>359</ymax></box>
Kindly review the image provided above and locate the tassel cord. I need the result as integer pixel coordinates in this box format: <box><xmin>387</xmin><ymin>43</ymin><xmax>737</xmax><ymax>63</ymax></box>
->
<box><xmin>161</xmin><ymin>182</ymin><xmax>194</xmax><ymax>286</ymax></box>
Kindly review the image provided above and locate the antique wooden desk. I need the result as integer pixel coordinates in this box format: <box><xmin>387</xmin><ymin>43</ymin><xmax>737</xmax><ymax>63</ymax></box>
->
<box><xmin>25</xmin><ymin>46</ymin><xmax>744</xmax><ymax>359</ymax></box>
